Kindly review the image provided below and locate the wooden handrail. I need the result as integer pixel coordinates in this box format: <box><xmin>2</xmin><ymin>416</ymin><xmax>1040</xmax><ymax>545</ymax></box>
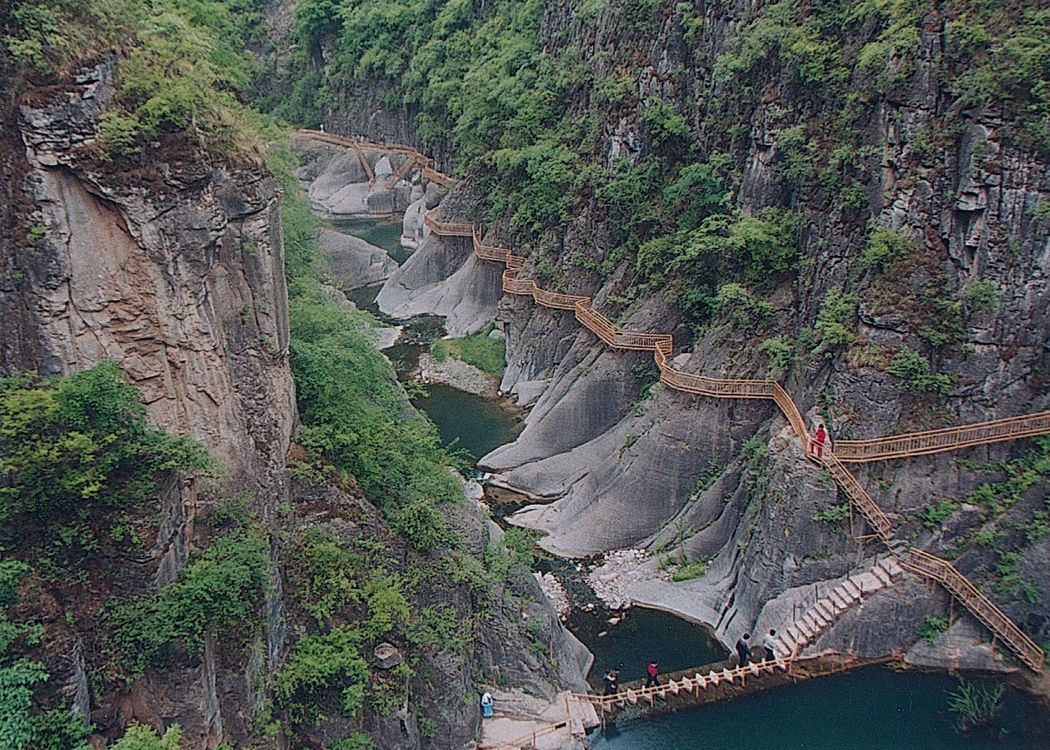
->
<box><xmin>901</xmin><ymin>549</ymin><xmax>1044</xmax><ymax>672</ymax></box>
<box><xmin>296</xmin><ymin>129</ymin><xmax>1046</xmax><ymax>674</ymax></box>
<box><xmin>574</xmin><ymin>655</ymin><xmax>793</xmax><ymax>710</ymax></box>
<box><xmin>835</xmin><ymin>412</ymin><xmax>1050</xmax><ymax>462</ymax></box>
<box><xmin>820</xmin><ymin>453</ymin><xmax>893</xmax><ymax>543</ymax></box>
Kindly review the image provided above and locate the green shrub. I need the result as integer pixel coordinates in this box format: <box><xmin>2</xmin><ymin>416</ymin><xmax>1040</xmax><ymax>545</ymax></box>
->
<box><xmin>862</xmin><ymin>226</ymin><xmax>913</xmax><ymax>272</ymax></box>
<box><xmin>108</xmin><ymin>529</ymin><xmax>269</xmax><ymax>674</ymax></box>
<box><xmin>813</xmin><ymin>503</ymin><xmax>850</xmax><ymax>525</ymax></box>
<box><xmin>661</xmin><ymin>162</ymin><xmax>729</xmax><ymax>232</ymax></box>
<box><xmin>962</xmin><ymin>278</ymin><xmax>998</xmax><ymax>313</ymax></box>
<box><xmin>110</xmin><ymin>723</ymin><xmax>182</xmax><ymax>750</ymax></box>
<box><xmin>775</xmin><ymin>124</ymin><xmax>817</xmax><ymax>187</ymax></box>
<box><xmin>671</xmin><ymin>557</ymin><xmax>710</xmax><ymax>582</ymax></box>
<box><xmin>920</xmin><ymin>500</ymin><xmax>958</xmax><ymax>529</ymax></box>
<box><xmin>919</xmin><ymin>615</ymin><xmax>950</xmax><ymax>643</ymax></box>
<box><xmin>331</xmin><ymin>734</ymin><xmax>376</xmax><ymax>750</ymax></box>
<box><xmin>758</xmin><ymin>337</ymin><xmax>793</xmax><ymax>378</ymax></box>
<box><xmin>97</xmin><ymin>111</ymin><xmax>143</xmax><ymax>156</ymax></box>
<box><xmin>274</xmin><ymin>626</ymin><xmax>369</xmax><ymax>725</ymax></box>
<box><xmin>640</xmin><ymin>98</ymin><xmax>691</xmax><ymax>152</ymax></box>
<box><xmin>813</xmin><ymin>288</ymin><xmax>857</xmax><ymax>355</ymax></box>
<box><xmin>0</xmin><ymin>365</ymin><xmax>214</xmax><ymax>533</ymax></box>
<box><xmin>887</xmin><ymin>348</ymin><xmax>951</xmax><ymax>396</ymax></box>
<box><xmin>0</xmin><ymin>558</ymin><xmax>90</xmax><ymax>750</ymax></box>
<box><xmin>285</xmin><ymin>529</ymin><xmax>363</xmax><ymax>626</ymax></box>
<box><xmin>713</xmin><ymin>283</ymin><xmax>773</xmax><ymax>330</ymax></box>
<box><xmin>389</xmin><ymin>499</ymin><xmax>453</xmax><ymax>550</ymax></box>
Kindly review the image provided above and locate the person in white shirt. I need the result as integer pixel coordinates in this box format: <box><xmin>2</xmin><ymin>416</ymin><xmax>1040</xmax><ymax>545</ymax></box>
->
<box><xmin>762</xmin><ymin>629</ymin><xmax>778</xmax><ymax>661</ymax></box>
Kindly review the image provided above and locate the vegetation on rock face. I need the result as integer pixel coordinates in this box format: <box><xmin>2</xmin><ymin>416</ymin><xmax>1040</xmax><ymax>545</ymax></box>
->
<box><xmin>0</xmin><ymin>366</ymin><xmax>223</xmax><ymax>748</ymax></box>
<box><xmin>107</xmin><ymin>528</ymin><xmax>269</xmax><ymax>675</ymax></box>
<box><xmin>4</xmin><ymin>0</ymin><xmax>268</xmax><ymax>155</ymax></box>
<box><xmin>0</xmin><ymin>364</ymin><xmax>215</xmax><ymax>554</ymax></box>
<box><xmin>275</xmin><ymin>152</ymin><xmax>463</xmax><ymax>534</ymax></box>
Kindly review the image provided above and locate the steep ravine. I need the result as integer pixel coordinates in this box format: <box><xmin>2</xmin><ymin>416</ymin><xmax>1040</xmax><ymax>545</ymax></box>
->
<box><xmin>289</xmin><ymin>2</ymin><xmax>1050</xmax><ymax>678</ymax></box>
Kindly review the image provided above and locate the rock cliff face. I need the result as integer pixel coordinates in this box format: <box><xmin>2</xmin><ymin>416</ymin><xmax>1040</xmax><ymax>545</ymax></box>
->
<box><xmin>4</xmin><ymin>60</ymin><xmax>296</xmax><ymax>486</ymax></box>
<box><xmin>309</xmin><ymin>0</ymin><xmax>1050</xmax><ymax>671</ymax></box>
<box><xmin>1</xmin><ymin>59</ymin><xmax>296</xmax><ymax>745</ymax></box>
<box><xmin>2</xmin><ymin>55</ymin><xmax>590</xmax><ymax>747</ymax></box>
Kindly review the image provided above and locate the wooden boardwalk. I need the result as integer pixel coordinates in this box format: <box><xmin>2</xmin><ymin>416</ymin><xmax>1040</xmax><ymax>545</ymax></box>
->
<box><xmin>295</xmin><ymin>130</ymin><xmax>1046</xmax><ymax>674</ymax></box>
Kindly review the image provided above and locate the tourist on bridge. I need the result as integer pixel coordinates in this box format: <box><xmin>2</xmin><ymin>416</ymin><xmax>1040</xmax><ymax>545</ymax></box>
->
<box><xmin>644</xmin><ymin>660</ymin><xmax>660</xmax><ymax>688</ymax></box>
<box><xmin>735</xmin><ymin>633</ymin><xmax>751</xmax><ymax>665</ymax></box>
<box><xmin>762</xmin><ymin>629</ymin><xmax>778</xmax><ymax>661</ymax></box>
<box><xmin>603</xmin><ymin>668</ymin><xmax>620</xmax><ymax>695</ymax></box>
<box><xmin>810</xmin><ymin>423</ymin><xmax>828</xmax><ymax>460</ymax></box>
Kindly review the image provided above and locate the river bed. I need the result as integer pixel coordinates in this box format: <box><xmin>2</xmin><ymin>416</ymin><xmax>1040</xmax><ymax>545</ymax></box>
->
<box><xmin>335</xmin><ymin>216</ymin><xmax>1047</xmax><ymax>750</ymax></box>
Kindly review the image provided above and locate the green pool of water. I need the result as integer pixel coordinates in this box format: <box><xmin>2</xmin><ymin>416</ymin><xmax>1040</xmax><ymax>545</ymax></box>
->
<box><xmin>330</xmin><ymin>217</ymin><xmax>412</xmax><ymax>264</ymax></box>
<box><xmin>587</xmin><ymin>666</ymin><xmax>1048</xmax><ymax>749</ymax></box>
<box><xmin>411</xmin><ymin>383</ymin><xmax>523</xmax><ymax>463</ymax></box>
<box><xmin>567</xmin><ymin>606</ymin><xmax>727</xmax><ymax>691</ymax></box>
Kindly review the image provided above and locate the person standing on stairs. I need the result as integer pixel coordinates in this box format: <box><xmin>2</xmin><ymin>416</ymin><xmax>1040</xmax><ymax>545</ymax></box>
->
<box><xmin>735</xmin><ymin>633</ymin><xmax>751</xmax><ymax>666</ymax></box>
<box><xmin>810</xmin><ymin>423</ymin><xmax>828</xmax><ymax>460</ymax></box>
<box><xmin>762</xmin><ymin>629</ymin><xmax>779</xmax><ymax>661</ymax></box>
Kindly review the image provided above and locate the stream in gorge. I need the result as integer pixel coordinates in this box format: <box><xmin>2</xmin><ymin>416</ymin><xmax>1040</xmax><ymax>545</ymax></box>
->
<box><xmin>333</xmin><ymin>217</ymin><xmax>1050</xmax><ymax>749</ymax></box>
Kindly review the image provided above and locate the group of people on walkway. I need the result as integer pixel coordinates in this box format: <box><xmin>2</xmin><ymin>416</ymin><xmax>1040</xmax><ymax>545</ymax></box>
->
<box><xmin>602</xmin><ymin>659</ymin><xmax>661</xmax><ymax>695</ymax></box>
<box><xmin>735</xmin><ymin>629</ymin><xmax>779</xmax><ymax>665</ymax></box>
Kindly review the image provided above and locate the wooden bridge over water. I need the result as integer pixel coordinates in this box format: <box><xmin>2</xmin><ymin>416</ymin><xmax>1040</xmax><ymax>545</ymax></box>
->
<box><xmin>297</xmin><ymin>130</ymin><xmax>1048</xmax><ymax>678</ymax></box>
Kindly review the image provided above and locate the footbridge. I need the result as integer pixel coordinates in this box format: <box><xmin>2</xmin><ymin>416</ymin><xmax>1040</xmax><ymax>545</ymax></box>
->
<box><xmin>479</xmin><ymin>653</ymin><xmax>888</xmax><ymax>748</ymax></box>
<box><xmin>296</xmin><ymin>130</ymin><xmax>1047</xmax><ymax>674</ymax></box>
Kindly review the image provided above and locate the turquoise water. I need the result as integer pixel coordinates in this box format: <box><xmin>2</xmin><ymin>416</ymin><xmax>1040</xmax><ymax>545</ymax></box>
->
<box><xmin>411</xmin><ymin>383</ymin><xmax>523</xmax><ymax>463</ymax></box>
<box><xmin>587</xmin><ymin>666</ymin><xmax>1049</xmax><ymax>749</ymax></box>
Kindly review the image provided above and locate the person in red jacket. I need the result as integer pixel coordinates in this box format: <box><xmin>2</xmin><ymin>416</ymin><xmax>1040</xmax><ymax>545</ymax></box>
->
<box><xmin>810</xmin><ymin>423</ymin><xmax>828</xmax><ymax>460</ymax></box>
<box><xmin>644</xmin><ymin>660</ymin><xmax>659</xmax><ymax>688</ymax></box>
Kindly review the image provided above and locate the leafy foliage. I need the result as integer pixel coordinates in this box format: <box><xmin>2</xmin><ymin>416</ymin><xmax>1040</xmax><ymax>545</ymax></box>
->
<box><xmin>887</xmin><ymin>347</ymin><xmax>951</xmax><ymax>396</ymax></box>
<box><xmin>0</xmin><ymin>365</ymin><xmax>214</xmax><ymax>536</ymax></box>
<box><xmin>0</xmin><ymin>558</ymin><xmax>90</xmax><ymax>750</ymax></box>
<box><xmin>274</xmin><ymin>626</ymin><xmax>369</xmax><ymax>725</ymax></box>
<box><xmin>919</xmin><ymin>615</ymin><xmax>950</xmax><ymax>643</ymax></box>
<box><xmin>109</xmin><ymin>724</ymin><xmax>182</xmax><ymax>750</ymax></box>
<box><xmin>5</xmin><ymin>0</ymin><xmax>270</xmax><ymax>155</ymax></box>
<box><xmin>812</xmin><ymin>288</ymin><xmax>857</xmax><ymax>355</ymax></box>
<box><xmin>272</xmin><ymin>155</ymin><xmax>462</xmax><ymax>542</ymax></box>
<box><xmin>108</xmin><ymin>529</ymin><xmax>268</xmax><ymax>675</ymax></box>
<box><xmin>861</xmin><ymin>226</ymin><xmax>914</xmax><ymax>273</ymax></box>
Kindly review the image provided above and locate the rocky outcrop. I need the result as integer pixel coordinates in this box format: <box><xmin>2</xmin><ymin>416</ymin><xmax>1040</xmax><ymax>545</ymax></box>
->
<box><xmin>293</xmin><ymin>134</ymin><xmax>421</xmax><ymax>220</ymax></box>
<box><xmin>377</xmin><ymin>238</ymin><xmax>504</xmax><ymax>335</ymax></box>
<box><xmin>286</xmin><ymin>476</ymin><xmax>590</xmax><ymax>750</ymax></box>
<box><xmin>318</xmin><ymin>227</ymin><xmax>398</xmax><ymax>290</ymax></box>
<box><xmin>1</xmin><ymin>59</ymin><xmax>297</xmax><ymax>746</ymax></box>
